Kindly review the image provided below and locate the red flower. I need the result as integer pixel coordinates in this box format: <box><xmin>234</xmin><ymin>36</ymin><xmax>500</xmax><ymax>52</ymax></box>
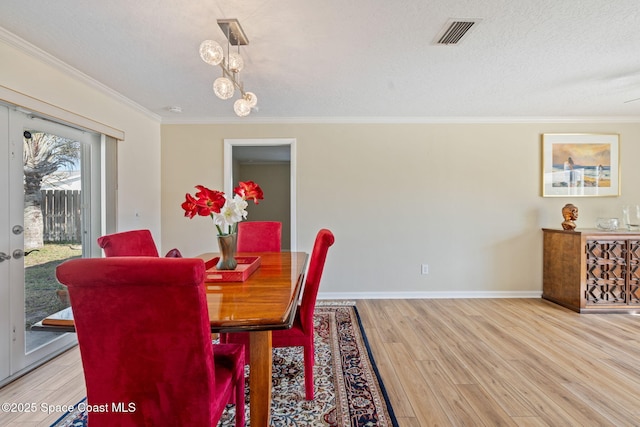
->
<box><xmin>181</xmin><ymin>193</ymin><xmax>200</xmax><ymax>218</ymax></box>
<box><xmin>181</xmin><ymin>185</ymin><xmax>226</xmax><ymax>218</ymax></box>
<box><xmin>234</xmin><ymin>181</ymin><xmax>264</xmax><ymax>204</ymax></box>
<box><xmin>182</xmin><ymin>182</ymin><xmax>264</xmax><ymax>235</ymax></box>
<box><xmin>193</xmin><ymin>185</ymin><xmax>226</xmax><ymax>216</ymax></box>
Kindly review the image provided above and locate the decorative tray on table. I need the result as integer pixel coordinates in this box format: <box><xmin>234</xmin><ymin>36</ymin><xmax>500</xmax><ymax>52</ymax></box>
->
<box><xmin>204</xmin><ymin>256</ymin><xmax>261</xmax><ymax>282</ymax></box>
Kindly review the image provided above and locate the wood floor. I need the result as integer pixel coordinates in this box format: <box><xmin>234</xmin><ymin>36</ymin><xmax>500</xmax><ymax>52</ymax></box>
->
<box><xmin>2</xmin><ymin>298</ymin><xmax>640</xmax><ymax>426</ymax></box>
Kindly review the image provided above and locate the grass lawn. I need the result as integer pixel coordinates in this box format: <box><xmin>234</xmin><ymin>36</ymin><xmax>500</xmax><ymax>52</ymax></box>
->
<box><xmin>24</xmin><ymin>243</ymin><xmax>81</xmax><ymax>328</ymax></box>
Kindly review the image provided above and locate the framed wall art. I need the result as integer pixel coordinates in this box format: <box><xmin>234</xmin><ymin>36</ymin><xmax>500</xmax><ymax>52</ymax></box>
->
<box><xmin>541</xmin><ymin>133</ymin><xmax>620</xmax><ymax>197</ymax></box>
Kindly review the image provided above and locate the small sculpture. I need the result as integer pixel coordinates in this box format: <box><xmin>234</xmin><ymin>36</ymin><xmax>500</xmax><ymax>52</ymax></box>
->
<box><xmin>561</xmin><ymin>203</ymin><xmax>578</xmax><ymax>231</ymax></box>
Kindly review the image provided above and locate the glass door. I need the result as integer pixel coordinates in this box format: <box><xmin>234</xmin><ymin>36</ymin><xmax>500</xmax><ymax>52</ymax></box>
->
<box><xmin>1</xmin><ymin>107</ymin><xmax>101</xmax><ymax>383</ymax></box>
<box><xmin>21</xmin><ymin>119</ymin><xmax>84</xmax><ymax>355</ymax></box>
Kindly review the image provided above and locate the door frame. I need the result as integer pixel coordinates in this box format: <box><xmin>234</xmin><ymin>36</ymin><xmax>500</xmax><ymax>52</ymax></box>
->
<box><xmin>223</xmin><ymin>138</ymin><xmax>297</xmax><ymax>251</ymax></box>
<box><xmin>0</xmin><ymin>105</ymin><xmax>10</xmax><ymax>382</ymax></box>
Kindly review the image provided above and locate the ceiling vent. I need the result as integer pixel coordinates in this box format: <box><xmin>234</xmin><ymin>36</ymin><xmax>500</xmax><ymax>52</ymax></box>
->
<box><xmin>435</xmin><ymin>19</ymin><xmax>480</xmax><ymax>45</ymax></box>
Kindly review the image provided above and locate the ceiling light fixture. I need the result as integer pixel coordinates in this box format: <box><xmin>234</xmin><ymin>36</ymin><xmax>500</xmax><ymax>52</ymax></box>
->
<box><xmin>199</xmin><ymin>19</ymin><xmax>257</xmax><ymax>117</ymax></box>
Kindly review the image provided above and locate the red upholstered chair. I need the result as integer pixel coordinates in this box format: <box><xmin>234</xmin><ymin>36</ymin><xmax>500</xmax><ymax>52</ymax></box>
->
<box><xmin>97</xmin><ymin>229</ymin><xmax>182</xmax><ymax>258</ymax></box>
<box><xmin>220</xmin><ymin>228</ymin><xmax>335</xmax><ymax>400</ymax></box>
<box><xmin>236</xmin><ymin>221</ymin><xmax>282</xmax><ymax>252</ymax></box>
<box><xmin>56</xmin><ymin>257</ymin><xmax>245</xmax><ymax>426</ymax></box>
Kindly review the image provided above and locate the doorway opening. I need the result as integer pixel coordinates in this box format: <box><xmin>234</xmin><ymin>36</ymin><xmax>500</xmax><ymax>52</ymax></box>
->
<box><xmin>224</xmin><ymin>139</ymin><xmax>296</xmax><ymax>250</ymax></box>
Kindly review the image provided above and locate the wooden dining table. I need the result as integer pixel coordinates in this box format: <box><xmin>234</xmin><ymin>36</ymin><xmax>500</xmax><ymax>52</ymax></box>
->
<box><xmin>34</xmin><ymin>251</ymin><xmax>309</xmax><ymax>427</ymax></box>
<box><xmin>200</xmin><ymin>251</ymin><xmax>308</xmax><ymax>427</ymax></box>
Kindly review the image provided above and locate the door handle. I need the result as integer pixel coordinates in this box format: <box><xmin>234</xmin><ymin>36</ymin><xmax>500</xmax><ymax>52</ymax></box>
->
<box><xmin>12</xmin><ymin>249</ymin><xmax>24</xmax><ymax>259</ymax></box>
<box><xmin>0</xmin><ymin>252</ymin><xmax>11</xmax><ymax>262</ymax></box>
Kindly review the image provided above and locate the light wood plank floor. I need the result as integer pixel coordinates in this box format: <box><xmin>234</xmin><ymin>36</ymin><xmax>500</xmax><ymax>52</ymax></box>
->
<box><xmin>2</xmin><ymin>298</ymin><xmax>640</xmax><ymax>426</ymax></box>
<box><xmin>357</xmin><ymin>299</ymin><xmax>640</xmax><ymax>426</ymax></box>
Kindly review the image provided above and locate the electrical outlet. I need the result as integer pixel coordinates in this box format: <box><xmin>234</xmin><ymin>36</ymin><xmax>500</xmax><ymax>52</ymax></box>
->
<box><xmin>421</xmin><ymin>264</ymin><xmax>429</xmax><ymax>275</ymax></box>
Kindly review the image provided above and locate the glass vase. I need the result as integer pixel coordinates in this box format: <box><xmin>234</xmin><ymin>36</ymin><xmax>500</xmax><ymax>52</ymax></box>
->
<box><xmin>622</xmin><ymin>205</ymin><xmax>640</xmax><ymax>231</ymax></box>
<box><xmin>216</xmin><ymin>233</ymin><xmax>238</xmax><ymax>270</ymax></box>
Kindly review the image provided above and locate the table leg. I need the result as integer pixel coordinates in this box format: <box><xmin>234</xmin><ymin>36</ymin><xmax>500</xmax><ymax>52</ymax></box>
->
<box><xmin>249</xmin><ymin>330</ymin><xmax>272</xmax><ymax>427</ymax></box>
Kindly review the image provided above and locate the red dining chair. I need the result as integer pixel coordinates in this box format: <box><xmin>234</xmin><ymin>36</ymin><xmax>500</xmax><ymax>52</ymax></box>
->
<box><xmin>97</xmin><ymin>229</ymin><xmax>182</xmax><ymax>258</ymax></box>
<box><xmin>236</xmin><ymin>221</ymin><xmax>282</xmax><ymax>252</ymax></box>
<box><xmin>220</xmin><ymin>228</ymin><xmax>335</xmax><ymax>400</ymax></box>
<box><xmin>56</xmin><ymin>257</ymin><xmax>245</xmax><ymax>427</ymax></box>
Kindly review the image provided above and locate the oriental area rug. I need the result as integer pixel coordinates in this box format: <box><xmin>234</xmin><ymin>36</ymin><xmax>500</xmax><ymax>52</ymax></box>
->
<box><xmin>50</xmin><ymin>303</ymin><xmax>398</xmax><ymax>427</ymax></box>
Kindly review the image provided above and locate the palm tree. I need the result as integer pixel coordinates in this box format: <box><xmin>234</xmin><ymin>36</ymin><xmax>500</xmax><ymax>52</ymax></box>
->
<box><xmin>23</xmin><ymin>131</ymin><xmax>80</xmax><ymax>250</ymax></box>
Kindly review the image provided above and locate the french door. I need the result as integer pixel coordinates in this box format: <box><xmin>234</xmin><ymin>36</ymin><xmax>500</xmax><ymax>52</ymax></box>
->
<box><xmin>1</xmin><ymin>105</ymin><xmax>102</xmax><ymax>385</ymax></box>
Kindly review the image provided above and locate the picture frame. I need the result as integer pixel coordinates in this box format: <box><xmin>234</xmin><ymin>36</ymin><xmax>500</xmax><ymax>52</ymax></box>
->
<box><xmin>541</xmin><ymin>133</ymin><xmax>620</xmax><ymax>197</ymax></box>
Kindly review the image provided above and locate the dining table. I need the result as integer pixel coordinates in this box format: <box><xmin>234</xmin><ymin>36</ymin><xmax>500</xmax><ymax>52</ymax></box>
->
<box><xmin>34</xmin><ymin>251</ymin><xmax>309</xmax><ymax>427</ymax></box>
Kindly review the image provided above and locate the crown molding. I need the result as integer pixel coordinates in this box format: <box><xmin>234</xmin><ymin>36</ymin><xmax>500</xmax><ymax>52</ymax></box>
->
<box><xmin>161</xmin><ymin>115</ymin><xmax>640</xmax><ymax>125</ymax></box>
<box><xmin>0</xmin><ymin>26</ymin><xmax>161</xmax><ymax>123</ymax></box>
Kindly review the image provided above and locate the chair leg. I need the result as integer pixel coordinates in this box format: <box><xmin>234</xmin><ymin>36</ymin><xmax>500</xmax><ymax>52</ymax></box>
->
<box><xmin>303</xmin><ymin>342</ymin><xmax>315</xmax><ymax>400</ymax></box>
<box><xmin>235</xmin><ymin>374</ymin><xmax>245</xmax><ymax>427</ymax></box>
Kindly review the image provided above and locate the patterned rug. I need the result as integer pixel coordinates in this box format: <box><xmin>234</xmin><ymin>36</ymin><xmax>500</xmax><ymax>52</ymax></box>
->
<box><xmin>50</xmin><ymin>303</ymin><xmax>397</xmax><ymax>427</ymax></box>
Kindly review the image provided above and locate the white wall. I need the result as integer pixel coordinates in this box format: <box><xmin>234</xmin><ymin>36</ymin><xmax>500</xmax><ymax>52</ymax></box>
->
<box><xmin>0</xmin><ymin>38</ymin><xmax>163</xmax><ymax>243</ymax></box>
<box><xmin>161</xmin><ymin>122</ymin><xmax>640</xmax><ymax>298</ymax></box>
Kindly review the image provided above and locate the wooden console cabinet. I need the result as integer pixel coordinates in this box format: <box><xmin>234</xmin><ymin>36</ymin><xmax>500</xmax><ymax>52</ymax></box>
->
<box><xmin>542</xmin><ymin>228</ymin><xmax>640</xmax><ymax>313</ymax></box>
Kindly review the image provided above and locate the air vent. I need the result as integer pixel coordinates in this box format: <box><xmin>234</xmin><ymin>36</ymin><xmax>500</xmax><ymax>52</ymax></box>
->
<box><xmin>435</xmin><ymin>19</ymin><xmax>480</xmax><ymax>45</ymax></box>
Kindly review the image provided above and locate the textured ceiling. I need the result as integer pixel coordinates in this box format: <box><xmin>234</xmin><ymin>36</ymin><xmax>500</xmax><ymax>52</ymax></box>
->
<box><xmin>1</xmin><ymin>0</ymin><xmax>640</xmax><ymax>122</ymax></box>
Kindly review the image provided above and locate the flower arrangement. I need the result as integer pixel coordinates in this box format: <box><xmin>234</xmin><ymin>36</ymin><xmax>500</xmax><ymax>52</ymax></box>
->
<box><xmin>181</xmin><ymin>181</ymin><xmax>264</xmax><ymax>235</ymax></box>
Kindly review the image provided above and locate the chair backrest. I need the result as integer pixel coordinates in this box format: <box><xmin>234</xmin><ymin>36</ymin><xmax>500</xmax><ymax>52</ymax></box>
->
<box><xmin>56</xmin><ymin>257</ymin><xmax>217</xmax><ymax>426</ymax></box>
<box><xmin>97</xmin><ymin>229</ymin><xmax>160</xmax><ymax>257</ymax></box>
<box><xmin>299</xmin><ymin>229</ymin><xmax>335</xmax><ymax>332</ymax></box>
<box><xmin>236</xmin><ymin>221</ymin><xmax>282</xmax><ymax>252</ymax></box>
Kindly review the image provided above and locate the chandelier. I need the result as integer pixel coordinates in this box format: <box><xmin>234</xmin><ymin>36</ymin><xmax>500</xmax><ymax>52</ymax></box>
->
<box><xmin>199</xmin><ymin>19</ymin><xmax>257</xmax><ymax>117</ymax></box>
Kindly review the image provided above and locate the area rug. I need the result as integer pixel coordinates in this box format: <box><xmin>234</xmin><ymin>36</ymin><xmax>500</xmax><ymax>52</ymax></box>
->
<box><xmin>50</xmin><ymin>303</ymin><xmax>398</xmax><ymax>427</ymax></box>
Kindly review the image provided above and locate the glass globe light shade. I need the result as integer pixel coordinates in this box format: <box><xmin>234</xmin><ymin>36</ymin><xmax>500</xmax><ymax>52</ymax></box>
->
<box><xmin>213</xmin><ymin>77</ymin><xmax>235</xmax><ymax>100</ymax></box>
<box><xmin>227</xmin><ymin>52</ymin><xmax>244</xmax><ymax>73</ymax></box>
<box><xmin>244</xmin><ymin>92</ymin><xmax>258</xmax><ymax>108</ymax></box>
<box><xmin>199</xmin><ymin>40</ymin><xmax>223</xmax><ymax>66</ymax></box>
<box><xmin>234</xmin><ymin>98</ymin><xmax>251</xmax><ymax>117</ymax></box>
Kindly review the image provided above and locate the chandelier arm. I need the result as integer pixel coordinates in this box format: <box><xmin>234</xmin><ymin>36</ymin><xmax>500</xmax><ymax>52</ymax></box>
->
<box><xmin>218</xmin><ymin>64</ymin><xmax>246</xmax><ymax>98</ymax></box>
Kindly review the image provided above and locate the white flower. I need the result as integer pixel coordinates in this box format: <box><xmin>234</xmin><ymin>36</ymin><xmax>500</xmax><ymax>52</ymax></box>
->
<box><xmin>213</xmin><ymin>195</ymin><xmax>248</xmax><ymax>233</ymax></box>
<box><xmin>233</xmin><ymin>194</ymin><xmax>248</xmax><ymax>217</ymax></box>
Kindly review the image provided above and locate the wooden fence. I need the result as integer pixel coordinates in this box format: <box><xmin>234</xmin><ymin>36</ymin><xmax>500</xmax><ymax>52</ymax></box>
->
<box><xmin>41</xmin><ymin>190</ymin><xmax>82</xmax><ymax>243</ymax></box>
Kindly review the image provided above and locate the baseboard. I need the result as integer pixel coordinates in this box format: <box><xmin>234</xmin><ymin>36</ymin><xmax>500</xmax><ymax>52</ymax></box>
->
<box><xmin>318</xmin><ymin>290</ymin><xmax>542</xmax><ymax>300</ymax></box>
